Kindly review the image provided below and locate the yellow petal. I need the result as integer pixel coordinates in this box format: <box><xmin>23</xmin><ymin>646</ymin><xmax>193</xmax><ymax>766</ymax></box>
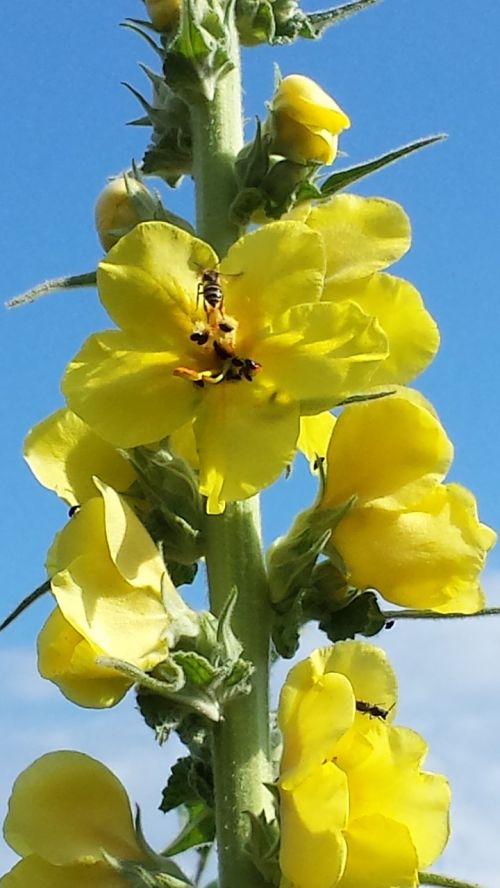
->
<box><xmin>273</xmin><ymin>75</ymin><xmax>351</xmax><ymax>132</ymax></box>
<box><xmin>97</xmin><ymin>221</ymin><xmax>218</xmax><ymax>347</ymax></box>
<box><xmin>220</xmin><ymin>222</ymin><xmax>325</xmax><ymax>339</ymax></box>
<box><xmin>0</xmin><ymin>857</ymin><xmax>126</xmax><ymax>888</ymax></box>
<box><xmin>24</xmin><ymin>408</ymin><xmax>136</xmax><ymax>506</ymax></box>
<box><xmin>54</xmin><ymin>497</ymin><xmax>107</xmax><ymax>572</ymax></box>
<box><xmin>257</xmin><ymin>300</ymin><xmax>388</xmax><ymax>407</ymax></box>
<box><xmin>52</xmin><ymin>557</ymin><xmax>169</xmax><ymax>668</ymax></box>
<box><xmin>37</xmin><ymin>608</ymin><xmax>131</xmax><ymax>708</ymax></box>
<box><xmin>331</xmin><ymin>484</ymin><xmax>494</xmax><ymax>611</ymax></box>
<box><xmin>280</xmin><ymin>672</ymin><xmax>355</xmax><ymax>775</ymax></box>
<box><xmin>322</xmin><ymin>391</ymin><xmax>453</xmax><ymax>508</ymax></box>
<box><xmin>306</xmin><ymin>194</ymin><xmax>411</xmax><ymax>283</ymax></box>
<box><xmin>271</xmin><ymin>112</ymin><xmax>339</xmax><ymax>164</ymax></box>
<box><xmin>324</xmin><ymin>272</ymin><xmax>439</xmax><ymax>384</ymax></box>
<box><xmin>338</xmin><ymin>815</ymin><xmax>418</xmax><ymax>888</ymax></box>
<box><xmin>279</xmin><ymin>763</ymin><xmax>348</xmax><ymax>888</ymax></box>
<box><xmin>94</xmin><ymin>479</ymin><xmax>165</xmax><ymax>591</ymax></box>
<box><xmin>169</xmin><ymin>419</ymin><xmax>199</xmax><ymax>469</ymax></box>
<box><xmin>195</xmin><ymin>383</ymin><xmax>300</xmax><ymax>513</ymax></box>
<box><xmin>297</xmin><ymin>412</ymin><xmax>336</xmax><ymax>468</ymax></box>
<box><xmin>347</xmin><ymin>726</ymin><xmax>451</xmax><ymax>868</ymax></box>
<box><xmin>4</xmin><ymin>751</ymin><xmax>141</xmax><ymax>865</ymax></box>
<box><xmin>62</xmin><ymin>330</ymin><xmax>201</xmax><ymax>448</ymax></box>
<box><xmin>321</xmin><ymin>641</ymin><xmax>398</xmax><ymax>725</ymax></box>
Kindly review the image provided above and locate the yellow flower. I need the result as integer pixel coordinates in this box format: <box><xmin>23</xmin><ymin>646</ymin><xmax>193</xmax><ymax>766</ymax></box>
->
<box><xmin>299</xmin><ymin>193</ymin><xmax>440</xmax><ymax>386</ymax></box>
<box><xmin>145</xmin><ymin>0</ymin><xmax>181</xmax><ymax>32</ymax></box>
<box><xmin>38</xmin><ymin>479</ymin><xmax>184</xmax><ymax>707</ymax></box>
<box><xmin>62</xmin><ymin>221</ymin><xmax>389</xmax><ymax>513</ymax></box>
<box><xmin>24</xmin><ymin>406</ymin><xmax>136</xmax><ymax>507</ymax></box>
<box><xmin>320</xmin><ymin>390</ymin><xmax>496</xmax><ymax>612</ymax></box>
<box><xmin>95</xmin><ymin>173</ymin><xmax>153</xmax><ymax>252</ymax></box>
<box><xmin>1</xmin><ymin>751</ymin><xmax>143</xmax><ymax>886</ymax></box>
<box><xmin>269</xmin><ymin>74</ymin><xmax>350</xmax><ymax>165</ymax></box>
<box><xmin>278</xmin><ymin>641</ymin><xmax>450</xmax><ymax>888</ymax></box>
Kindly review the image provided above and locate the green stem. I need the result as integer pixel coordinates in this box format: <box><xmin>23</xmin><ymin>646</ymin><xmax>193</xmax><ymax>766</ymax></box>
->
<box><xmin>383</xmin><ymin>607</ymin><xmax>500</xmax><ymax>621</ymax></box>
<box><xmin>190</xmin><ymin>15</ymin><xmax>272</xmax><ymax>888</ymax></box>
<box><xmin>189</xmin><ymin>18</ymin><xmax>243</xmax><ymax>253</ymax></box>
<box><xmin>419</xmin><ymin>873</ymin><xmax>483</xmax><ymax>888</ymax></box>
<box><xmin>204</xmin><ymin>498</ymin><xmax>273</xmax><ymax>888</ymax></box>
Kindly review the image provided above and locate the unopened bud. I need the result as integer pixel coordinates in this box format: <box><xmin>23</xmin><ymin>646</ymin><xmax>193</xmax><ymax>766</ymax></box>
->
<box><xmin>94</xmin><ymin>174</ymin><xmax>152</xmax><ymax>251</ymax></box>
<box><xmin>268</xmin><ymin>74</ymin><xmax>350</xmax><ymax>165</ymax></box>
<box><xmin>145</xmin><ymin>0</ymin><xmax>181</xmax><ymax>32</ymax></box>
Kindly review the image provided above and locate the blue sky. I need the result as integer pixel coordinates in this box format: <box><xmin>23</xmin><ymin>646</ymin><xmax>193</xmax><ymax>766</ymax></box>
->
<box><xmin>1</xmin><ymin>0</ymin><xmax>500</xmax><ymax>883</ymax></box>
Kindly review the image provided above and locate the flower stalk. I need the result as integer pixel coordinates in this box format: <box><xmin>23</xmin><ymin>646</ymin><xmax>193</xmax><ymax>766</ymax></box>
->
<box><xmin>204</xmin><ymin>498</ymin><xmax>273</xmax><ymax>888</ymax></box>
<box><xmin>190</xmin><ymin>13</ymin><xmax>273</xmax><ymax>887</ymax></box>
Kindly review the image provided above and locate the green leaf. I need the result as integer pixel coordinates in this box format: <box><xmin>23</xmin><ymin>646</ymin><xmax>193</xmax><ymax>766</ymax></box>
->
<box><xmin>305</xmin><ymin>0</ymin><xmax>383</xmax><ymax>38</ymax></box>
<box><xmin>136</xmin><ymin>689</ymin><xmax>185</xmax><ymax>744</ymax></box>
<box><xmin>320</xmin><ymin>135</ymin><xmax>447</xmax><ymax>197</ymax></box>
<box><xmin>172</xmin><ymin>651</ymin><xmax>218</xmax><ymax>688</ymax></box>
<box><xmin>0</xmin><ymin>579</ymin><xmax>51</xmax><ymax>632</ymax></box>
<box><xmin>316</xmin><ymin>590</ymin><xmax>386</xmax><ymax>642</ymax></box>
<box><xmin>6</xmin><ymin>270</ymin><xmax>96</xmax><ymax>309</ymax></box>
<box><xmin>245</xmin><ymin>811</ymin><xmax>281</xmax><ymax>886</ymax></box>
<box><xmin>216</xmin><ymin>587</ymin><xmax>243</xmax><ymax>661</ymax></box>
<box><xmin>160</xmin><ymin>757</ymin><xmax>215</xmax><ymax>856</ymax></box>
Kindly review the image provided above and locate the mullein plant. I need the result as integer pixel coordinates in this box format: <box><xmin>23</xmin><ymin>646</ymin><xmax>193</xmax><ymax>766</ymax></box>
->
<box><xmin>1</xmin><ymin>1</ymin><xmax>497</xmax><ymax>887</ymax></box>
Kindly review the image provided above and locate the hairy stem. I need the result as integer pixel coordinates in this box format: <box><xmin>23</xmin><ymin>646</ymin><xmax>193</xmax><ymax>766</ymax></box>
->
<box><xmin>204</xmin><ymin>499</ymin><xmax>273</xmax><ymax>888</ymax></box>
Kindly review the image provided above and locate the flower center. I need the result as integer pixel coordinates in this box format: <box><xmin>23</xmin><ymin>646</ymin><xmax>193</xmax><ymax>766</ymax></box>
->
<box><xmin>174</xmin><ymin>270</ymin><xmax>261</xmax><ymax>388</ymax></box>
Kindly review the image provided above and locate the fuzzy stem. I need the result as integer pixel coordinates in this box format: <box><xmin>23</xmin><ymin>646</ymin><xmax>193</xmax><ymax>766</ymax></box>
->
<box><xmin>383</xmin><ymin>607</ymin><xmax>500</xmax><ymax>621</ymax></box>
<box><xmin>190</xmin><ymin>12</ymin><xmax>272</xmax><ymax>888</ymax></box>
<box><xmin>419</xmin><ymin>873</ymin><xmax>483</xmax><ymax>888</ymax></box>
<box><xmin>189</xmin><ymin>18</ymin><xmax>243</xmax><ymax>253</ymax></box>
<box><xmin>204</xmin><ymin>498</ymin><xmax>273</xmax><ymax>888</ymax></box>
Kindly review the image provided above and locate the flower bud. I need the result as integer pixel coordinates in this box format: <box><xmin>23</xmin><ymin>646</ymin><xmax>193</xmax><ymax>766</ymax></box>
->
<box><xmin>268</xmin><ymin>74</ymin><xmax>350</xmax><ymax>165</ymax></box>
<box><xmin>145</xmin><ymin>0</ymin><xmax>181</xmax><ymax>32</ymax></box>
<box><xmin>94</xmin><ymin>174</ymin><xmax>152</xmax><ymax>251</ymax></box>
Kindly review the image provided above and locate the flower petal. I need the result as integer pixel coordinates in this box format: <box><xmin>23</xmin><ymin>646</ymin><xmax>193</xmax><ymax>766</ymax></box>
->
<box><xmin>0</xmin><ymin>857</ymin><xmax>126</xmax><ymax>888</ymax></box>
<box><xmin>347</xmin><ymin>726</ymin><xmax>451</xmax><ymax>868</ymax></box>
<box><xmin>194</xmin><ymin>382</ymin><xmax>299</xmax><ymax>513</ymax></box>
<box><xmin>97</xmin><ymin>221</ymin><xmax>218</xmax><ymax>346</ymax></box>
<box><xmin>62</xmin><ymin>330</ymin><xmax>201</xmax><ymax>447</ymax></box>
<box><xmin>331</xmin><ymin>484</ymin><xmax>494</xmax><ymax>611</ymax></box>
<box><xmin>220</xmin><ymin>222</ymin><xmax>325</xmax><ymax>338</ymax></box>
<box><xmin>257</xmin><ymin>301</ymin><xmax>388</xmax><ymax>407</ymax></box>
<box><xmin>322</xmin><ymin>391</ymin><xmax>453</xmax><ymax>508</ymax></box>
<box><xmin>51</xmin><ymin>557</ymin><xmax>170</xmax><ymax>668</ymax></box>
<box><xmin>24</xmin><ymin>408</ymin><xmax>135</xmax><ymax>506</ymax></box>
<box><xmin>306</xmin><ymin>194</ymin><xmax>411</xmax><ymax>283</ymax></box>
<box><xmin>94</xmin><ymin>479</ymin><xmax>165</xmax><ymax>591</ymax></box>
<box><xmin>37</xmin><ymin>608</ymin><xmax>131</xmax><ymax>708</ymax></box>
<box><xmin>297</xmin><ymin>412</ymin><xmax>336</xmax><ymax>468</ymax></box>
<box><xmin>324</xmin><ymin>272</ymin><xmax>439</xmax><ymax>384</ymax></box>
<box><xmin>338</xmin><ymin>815</ymin><xmax>418</xmax><ymax>888</ymax></box>
<box><xmin>321</xmin><ymin>641</ymin><xmax>398</xmax><ymax>724</ymax></box>
<box><xmin>279</xmin><ymin>763</ymin><xmax>348</xmax><ymax>888</ymax></box>
<box><xmin>3</xmin><ymin>751</ymin><xmax>141</xmax><ymax>865</ymax></box>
